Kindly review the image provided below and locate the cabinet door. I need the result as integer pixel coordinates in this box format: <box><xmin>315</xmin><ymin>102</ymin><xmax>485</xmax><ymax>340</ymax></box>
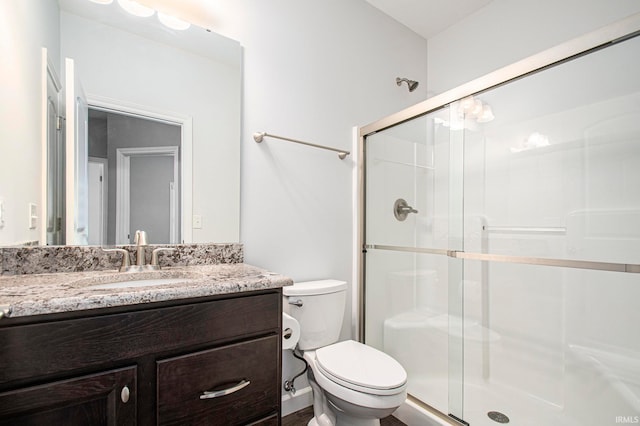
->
<box><xmin>0</xmin><ymin>366</ymin><xmax>136</xmax><ymax>425</ymax></box>
<box><xmin>157</xmin><ymin>335</ymin><xmax>279</xmax><ymax>425</ymax></box>
<box><xmin>246</xmin><ymin>413</ymin><xmax>279</xmax><ymax>425</ymax></box>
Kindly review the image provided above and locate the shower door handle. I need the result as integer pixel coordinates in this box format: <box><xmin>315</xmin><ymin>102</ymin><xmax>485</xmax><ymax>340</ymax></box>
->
<box><xmin>394</xmin><ymin>199</ymin><xmax>418</xmax><ymax>221</ymax></box>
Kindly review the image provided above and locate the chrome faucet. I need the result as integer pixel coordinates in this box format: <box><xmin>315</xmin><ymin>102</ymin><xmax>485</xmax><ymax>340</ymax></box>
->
<box><xmin>133</xmin><ymin>230</ymin><xmax>148</xmax><ymax>266</ymax></box>
<box><xmin>104</xmin><ymin>230</ymin><xmax>177</xmax><ymax>272</ymax></box>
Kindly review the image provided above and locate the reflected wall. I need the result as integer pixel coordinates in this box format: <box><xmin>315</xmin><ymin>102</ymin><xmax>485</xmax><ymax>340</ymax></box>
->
<box><xmin>0</xmin><ymin>1</ymin><xmax>59</xmax><ymax>245</ymax></box>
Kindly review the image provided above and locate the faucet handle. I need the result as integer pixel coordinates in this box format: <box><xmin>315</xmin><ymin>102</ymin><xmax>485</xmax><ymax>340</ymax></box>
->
<box><xmin>103</xmin><ymin>248</ymin><xmax>131</xmax><ymax>272</ymax></box>
<box><xmin>151</xmin><ymin>248</ymin><xmax>177</xmax><ymax>267</ymax></box>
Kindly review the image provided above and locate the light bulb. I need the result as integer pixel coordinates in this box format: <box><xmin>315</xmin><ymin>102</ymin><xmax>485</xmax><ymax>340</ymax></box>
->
<box><xmin>526</xmin><ymin>132</ymin><xmax>550</xmax><ymax>148</ymax></box>
<box><xmin>117</xmin><ymin>0</ymin><xmax>155</xmax><ymax>17</ymax></box>
<box><xmin>460</xmin><ymin>96</ymin><xmax>474</xmax><ymax>113</ymax></box>
<box><xmin>471</xmin><ymin>99</ymin><xmax>483</xmax><ymax>117</ymax></box>
<box><xmin>158</xmin><ymin>12</ymin><xmax>191</xmax><ymax>30</ymax></box>
<box><xmin>477</xmin><ymin>105</ymin><xmax>495</xmax><ymax>123</ymax></box>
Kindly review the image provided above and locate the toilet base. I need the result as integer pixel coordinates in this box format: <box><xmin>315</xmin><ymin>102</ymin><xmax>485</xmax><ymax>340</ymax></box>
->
<box><xmin>307</xmin><ymin>370</ymin><xmax>386</xmax><ymax>426</ymax></box>
<box><xmin>308</xmin><ymin>416</ymin><xmax>380</xmax><ymax>426</ymax></box>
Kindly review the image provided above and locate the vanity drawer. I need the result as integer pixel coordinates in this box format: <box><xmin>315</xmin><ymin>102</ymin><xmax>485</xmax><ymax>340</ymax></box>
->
<box><xmin>0</xmin><ymin>291</ymin><xmax>280</xmax><ymax>387</ymax></box>
<box><xmin>157</xmin><ymin>335</ymin><xmax>279</xmax><ymax>425</ymax></box>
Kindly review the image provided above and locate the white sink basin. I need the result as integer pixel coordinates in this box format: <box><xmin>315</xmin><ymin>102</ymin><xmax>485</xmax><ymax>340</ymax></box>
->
<box><xmin>87</xmin><ymin>278</ymin><xmax>195</xmax><ymax>290</ymax></box>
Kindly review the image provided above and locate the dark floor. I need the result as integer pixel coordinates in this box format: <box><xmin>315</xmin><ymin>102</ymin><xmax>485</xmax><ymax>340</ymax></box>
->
<box><xmin>282</xmin><ymin>406</ymin><xmax>406</xmax><ymax>426</ymax></box>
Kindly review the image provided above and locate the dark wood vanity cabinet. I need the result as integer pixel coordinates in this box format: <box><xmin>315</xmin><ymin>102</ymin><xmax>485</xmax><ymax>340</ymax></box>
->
<box><xmin>0</xmin><ymin>366</ymin><xmax>137</xmax><ymax>425</ymax></box>
<box><xmin>0</xmin><ymin>290</ymin><xmax>282</xmax><ymax>425</ymax></box>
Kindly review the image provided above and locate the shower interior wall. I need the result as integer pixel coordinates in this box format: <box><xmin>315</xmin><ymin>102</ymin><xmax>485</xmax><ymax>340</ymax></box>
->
<box><xmin>364</xmin><ymin>21</ymin><xmax>640</xmax><ymax>426</ymax></box>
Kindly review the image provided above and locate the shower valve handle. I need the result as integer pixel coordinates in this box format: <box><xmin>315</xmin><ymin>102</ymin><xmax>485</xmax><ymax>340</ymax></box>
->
<box><xmin>399</xmin><ymin>205</ymin><xmax>418</xmax><ymax>214</ymax></box>
<box><xmin>394</xmin><ymin>198</ymin><xmax>418</xmax><ymax>221</ymax></box>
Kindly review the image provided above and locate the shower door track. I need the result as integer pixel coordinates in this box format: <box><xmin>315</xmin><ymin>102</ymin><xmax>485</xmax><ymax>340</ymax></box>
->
<box><xmin>364</xmin><ymin>244</ymin><xmax>640</xmax><ymax>274</ymax></box>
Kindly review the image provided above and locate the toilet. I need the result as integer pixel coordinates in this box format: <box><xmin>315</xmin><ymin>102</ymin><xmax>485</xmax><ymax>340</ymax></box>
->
<box><xmin>283</xmin><ymin>280</ymin><xmax>407</xmax><ymax>426</ymax></box>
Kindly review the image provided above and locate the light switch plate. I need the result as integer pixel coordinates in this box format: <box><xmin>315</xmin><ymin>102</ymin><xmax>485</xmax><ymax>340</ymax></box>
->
<box><xmin>28</xmin><ymin>203</ymin><xmax>37</xmax><ymax>229</ymax></box>
<box><xmin>193</xmin><ymin>215</ymin><xmax>202</xmax><ymax>229</ymax></box>
<box><xmin>0</xmin><ymin>198</ymin><xmax>5</xmax><ymax>229</ymax></box>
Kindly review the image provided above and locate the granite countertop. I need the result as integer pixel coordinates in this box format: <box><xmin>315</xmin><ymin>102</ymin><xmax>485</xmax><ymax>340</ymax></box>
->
<box><xmin>0</xmin><ymin>263</ymin><xmax>292</xmax><ymax>318</ymax></box>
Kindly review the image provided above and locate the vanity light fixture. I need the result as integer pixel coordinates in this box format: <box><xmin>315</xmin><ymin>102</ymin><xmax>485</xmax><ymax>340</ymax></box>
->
<box><xmin>117</xmin><ymin>0</ymin><xmax>155</xmax><ymax>17</ymax></box>
<box><xmin>108</xmin><ymin>0</ymin><xmax>192</xmax><ymax>31</ymax></box>
<box><xmin>458</xmin><ymin>95</ymin><xmax>495</xmax><ymax>123</ymax></box>
<box><xmin>158</xmin><ymin>12</ymin><xmax>191</xmax><ymax>31</ymax></box>
<box><xmin>510</xmin><ymin>132</ymin><xmax>551</xmax><ymax>153</ymax></box>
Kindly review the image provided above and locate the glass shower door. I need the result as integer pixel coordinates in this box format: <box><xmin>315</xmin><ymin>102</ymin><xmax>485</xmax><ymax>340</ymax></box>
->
<box><xmin>363</xmin><ymin>106</ymin><xmax>465</xmax><ymax>420</ymax></box>
<box><xmin>458</xmin><ymin>31</ymin><xmax>640</xmax><ymax>426</ymax></box>
<box><xmin>362</xmin><ymin>18</ymin><xmax>640</xmax><ymax>426</ymax></box>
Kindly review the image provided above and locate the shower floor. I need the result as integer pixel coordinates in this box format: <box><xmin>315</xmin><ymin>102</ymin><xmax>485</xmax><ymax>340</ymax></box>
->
<box><xmin>410</xmin><ymin>376</ymin><xmax>583</xmax><ymax>426</ymax></box>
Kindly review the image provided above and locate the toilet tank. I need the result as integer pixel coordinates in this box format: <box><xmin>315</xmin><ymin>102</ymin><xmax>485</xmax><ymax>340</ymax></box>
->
<box><xmin>283</xmin><ymin>280</ymin><xmax>347</xmax><ymax>350</ymax></box>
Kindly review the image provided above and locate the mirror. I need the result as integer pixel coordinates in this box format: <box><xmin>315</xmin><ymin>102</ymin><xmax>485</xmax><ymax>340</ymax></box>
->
<box><xmin>0</xmin><ymin>0</ymin><xmax>241</xmax><ymax>246</ymax></box>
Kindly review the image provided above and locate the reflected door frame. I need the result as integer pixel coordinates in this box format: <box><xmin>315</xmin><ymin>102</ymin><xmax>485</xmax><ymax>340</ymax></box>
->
<box><xmin>41</xmin><ymin>47</ymin><xmax>63</xmax><ymax>245</ymax></box>
<box><xmin>87</xmin><ymin>96</ymin><xmax>193</xmax><ymax>244</ymax></box>
<box><xmin>88</xmin><ymin>157</ymin><xmax>108</xmax><ymax>245</ymax></box>
<box><xmin>115</xmin><ymin>147</ymin><xmax>179</xmax><ymax>244</ymax></box>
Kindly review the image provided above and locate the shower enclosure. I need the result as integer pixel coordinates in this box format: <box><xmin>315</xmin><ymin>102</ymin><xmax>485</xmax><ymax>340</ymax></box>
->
<box><xmin>359</xmin><ymin>16</ymin><xmax>640</xmax><ymax>426</ymax></box>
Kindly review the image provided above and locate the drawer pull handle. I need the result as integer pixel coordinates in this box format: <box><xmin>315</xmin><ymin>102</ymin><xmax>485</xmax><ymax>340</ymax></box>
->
<box><xmin>200</xmin><ymin>379</ymin><xmax>251</xmax><ymax>399</ymax></box>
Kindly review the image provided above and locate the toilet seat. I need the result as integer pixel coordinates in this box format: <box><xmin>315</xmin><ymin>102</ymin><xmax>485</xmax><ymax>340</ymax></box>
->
<box><xmin>315</xmin><ymin>340</ymin><xmax>407</xmax><ymax>396</ymax></box>
<box><xmin>304</xmin><ymin>348</ymin><xmax>408</xmax><ymax>412</ymax></box>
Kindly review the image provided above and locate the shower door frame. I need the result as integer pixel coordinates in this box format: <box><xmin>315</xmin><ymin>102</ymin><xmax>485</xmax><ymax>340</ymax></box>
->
<box><xmin>356</xmin><ymin>12</ymin><xmax>640</xmax><ymax>425</ymax></box>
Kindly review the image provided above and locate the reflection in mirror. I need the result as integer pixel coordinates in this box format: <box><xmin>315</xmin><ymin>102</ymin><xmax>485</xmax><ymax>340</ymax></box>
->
<box><xmin>0</xmin><ymin>0</ymin><xmax>241</xmax><ymax>247</ymax></box>
<box><xmin>87</xmin><ymin>109</ymin><xmax>181</xmax><ymax>246</ymax></box>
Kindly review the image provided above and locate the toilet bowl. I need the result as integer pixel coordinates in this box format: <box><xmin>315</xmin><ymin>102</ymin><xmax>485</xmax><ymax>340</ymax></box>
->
<box><xmin>283</xmin><ymin>280</ymin><xmax>407</xmax><ymax>426</ymax></box>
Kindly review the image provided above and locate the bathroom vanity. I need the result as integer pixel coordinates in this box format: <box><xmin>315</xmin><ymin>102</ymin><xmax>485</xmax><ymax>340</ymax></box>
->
<box><xmin>0</xmin><ymin>263</ymin><xmax>291</xmax><ymax>425</ymax></box>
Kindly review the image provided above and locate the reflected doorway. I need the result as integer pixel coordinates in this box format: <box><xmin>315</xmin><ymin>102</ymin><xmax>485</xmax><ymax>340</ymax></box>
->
<box><xmin>87</xmin><ymin>109</ymin><xmax>181</xmax><ymax>245</ymax></box>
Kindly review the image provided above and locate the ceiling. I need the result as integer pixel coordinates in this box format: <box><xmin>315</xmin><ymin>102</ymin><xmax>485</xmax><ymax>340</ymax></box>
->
<box><xmin>364</xmin><ymin>0</ymin><xmax>493</xmax><ymax>39</ymax></box>
<box><xmin>68</xmin><ymin>0</ymin><xmax>493</xmax><ymax>42</ymax></box>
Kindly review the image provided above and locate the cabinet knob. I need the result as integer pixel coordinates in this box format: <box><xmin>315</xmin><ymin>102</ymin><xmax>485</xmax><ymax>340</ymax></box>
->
<box><xmin>121</xmin><ymin>386</ymin><xmax>130</xmax><ymax>403</ymax></box>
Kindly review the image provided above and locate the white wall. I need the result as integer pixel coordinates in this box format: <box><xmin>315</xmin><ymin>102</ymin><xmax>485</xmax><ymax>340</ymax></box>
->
<box><xmin>427</xmin><ymin>0</ymin><xmax>640</xmax><ymax>95</ymax></box>
<box><xmin>218</xmin><ymin>0</ymin><xmax>428</xmax><ymax>323</ymax></box>
<box><xmin>208</xmin><ymin>0</ymin><xmax>429</xmax><ymax>404</ymax></box>
<box><xmin>0</xmin><ymin>0</ymin><xmax>59</xmax><ymax>245</ymax></box>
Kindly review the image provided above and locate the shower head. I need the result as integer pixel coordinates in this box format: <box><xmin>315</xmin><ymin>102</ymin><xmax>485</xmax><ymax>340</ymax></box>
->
<box><xmin>396</xmin><ymin>77</ymin><xmax>419</xmax><ymax>92</ymax></box>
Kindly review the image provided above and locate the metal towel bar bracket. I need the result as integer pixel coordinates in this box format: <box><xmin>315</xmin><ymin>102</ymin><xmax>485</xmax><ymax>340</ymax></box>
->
<box><xmin>253</xmin><ymin>132</ymin><xmax>350</xmax><ymax>160</ymax></box>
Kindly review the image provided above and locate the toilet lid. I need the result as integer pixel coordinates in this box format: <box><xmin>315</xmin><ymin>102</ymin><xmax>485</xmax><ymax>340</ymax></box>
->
<box><xmin>283</xmin><ymin>280</ymin><xmax>347</xmax><ymax>296</ymax></box>
<box><xmin>315</xmin><ymin>340</ymin><xmax>407</xmax><ymax>395</ymax></box>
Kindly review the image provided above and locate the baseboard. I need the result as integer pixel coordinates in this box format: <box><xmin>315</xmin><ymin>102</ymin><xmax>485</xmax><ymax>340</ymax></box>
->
<box><xmin>281</xmin><ymin>386</ymin><xmax>313</xmax><ymax>417</ymax></box>
<box><xmin>394</xmin><ymin>398</ymin><xmax>452</xmax><ymax>426</ymax></box>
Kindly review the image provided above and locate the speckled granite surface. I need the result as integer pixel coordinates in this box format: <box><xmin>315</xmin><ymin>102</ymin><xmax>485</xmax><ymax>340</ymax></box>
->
<box><xmin>0</xmin><ymin>263</ymin><xmax>292</xmax><ymax>318</ymax></box>
<box><xmin>1</xmin><ymin>243</ymin><xmax>243</xmax><ymax>275</ymax></box>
